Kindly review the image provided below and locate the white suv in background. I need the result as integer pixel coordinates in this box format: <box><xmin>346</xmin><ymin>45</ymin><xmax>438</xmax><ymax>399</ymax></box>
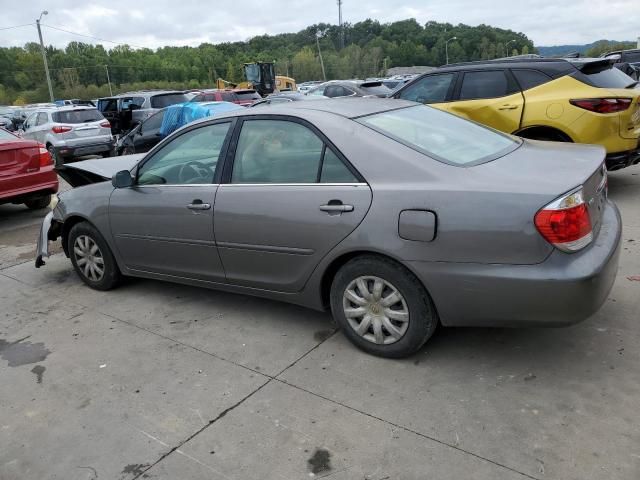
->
<box><xmin>21</xmin><ymin>106</ymin><xmax>114</xmax><ymax>165</ymax></box>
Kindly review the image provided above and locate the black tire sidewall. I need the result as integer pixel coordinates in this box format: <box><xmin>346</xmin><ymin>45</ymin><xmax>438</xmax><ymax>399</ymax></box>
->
<box><xmin>68</xmin><ymin>222</ymin><xmax>121</xmax><ymax>290</ymax></box>
<box><xmin>24</xmin><ymin>195</ymin><xmax>51</xmax><ymax>210</ymax></box>
<box><xmin>330</xmin><ymin>256</ymin><xmax>437</xmax><ymax>358</ymax></box>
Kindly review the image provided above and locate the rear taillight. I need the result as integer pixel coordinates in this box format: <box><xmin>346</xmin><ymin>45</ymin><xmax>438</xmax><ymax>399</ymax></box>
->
<box><xmin>38</xmin><ymin>146</ymin><xmax>52</xmax><ymax>167</ymax></box>
<box><xmin>52</xmin><ymin>125</ymin><xmax>72</xmax><ymax>134</ymax></box>
<box><xmin>570</xmin><ymin>98</ymin><xmax>632</xmax><ymax>114</ymax></box>
<box><xmin>100</xmin><ymin>121</ymin><xmax>111</xmax><ymax>128</ymax></box>
<box><xmin>534</xmin><ymin>188</ymin><xmax>593</xmax><ymax>252</ymax></box>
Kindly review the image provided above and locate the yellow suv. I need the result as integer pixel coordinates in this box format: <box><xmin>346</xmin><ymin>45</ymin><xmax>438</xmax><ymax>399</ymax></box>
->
<box><xmin>393</xmin><ymin>58</ymin><xmax>640</xmax><ymax>170</ymax></box>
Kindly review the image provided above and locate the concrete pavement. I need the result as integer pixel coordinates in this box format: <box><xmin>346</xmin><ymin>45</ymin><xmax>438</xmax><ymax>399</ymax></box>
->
<box><xmin>0</xmin><ymin>167</ymin><xmax>639</xmax><ymax>480</ymax></box>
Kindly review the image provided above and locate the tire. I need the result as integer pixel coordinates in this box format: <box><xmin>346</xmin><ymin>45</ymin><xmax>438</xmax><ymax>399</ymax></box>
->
<box><xmin>24</xmin><ymin>195</ymin><xmax>51</xmax><ymax>210</ymax></box>
<box><xmin>68</xmin><ymin>221</ymin><xmax>122</xmax><ymax>291</ymax></box>
<box><xmin>330</xmin><ymin>255</ymin><xmax>438</xmax><ymax>358</ymax></box>
<box><xmin>47</xmin><ymin>145</ymin><xmax>61</xmax><ymax>167</ymax></box>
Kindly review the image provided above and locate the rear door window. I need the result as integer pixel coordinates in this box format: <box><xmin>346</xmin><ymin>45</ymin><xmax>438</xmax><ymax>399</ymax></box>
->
<box><xmin>459</xmin><ymin>71</ymin><xmax>517</xmax><ymax>100</ymax></box>
<box><xmin>221</xmin><ymin>92</ymin><xmax>236</xmax><ymax>102</ymax></box>
<box><xmin>52</xmin><ymin>109</ymin><xmax>104</xmax><ymax>123</ymax></box>
<box><xmin>35</xmin><ymin>112</ymin><xmax>48</xmax><ymax>126</ymax></box>
<box><xmin>397</xmin><ymin>74</ymin><xmax>456</xmax><ymax>103</ymax></box>
<box><xmin>235</xmin><ymin>91</ymin><xmax>261</xmax><ymax>102</ymax></box>
<box><xmin>150</xmin><ymin>93</ymin><xmax>188</xmax><ymax>108</ymax></box>
<box><xmin>511</xmin><ymin>69</ymin><xmax>553</xmax><ymax>90</ymax></box>
<box><xmin>121</xmin><ymin>97</ymin><xmax>145</xmax><ymax>110</ymax></box>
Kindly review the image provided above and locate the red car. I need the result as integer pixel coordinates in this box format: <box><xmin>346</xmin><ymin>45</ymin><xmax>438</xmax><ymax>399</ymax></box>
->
<box><xmin>0</xmin><ymin>128</ymin><xmax>58</xmax><ymax>209</ymax></box>
<box><xmin>190</xmin><ymin>89</ymin><xmax>261</xmax><ymax>106</ymax></box>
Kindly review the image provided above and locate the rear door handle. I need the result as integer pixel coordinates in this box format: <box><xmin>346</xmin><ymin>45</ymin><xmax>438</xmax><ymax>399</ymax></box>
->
<box><xmin>187</xmin><ymin>200</ymin><xmax>211</xmax><ymax>210</ymax></box>
<box><xmin>319</xmin><ymin>204</ymin><xmax>354</xmax><ymax>213</ymax></box>
<box><xmin>498</xmin><ymin>104</ymin><xmax>519</xmax><ymax>110</ymax></box>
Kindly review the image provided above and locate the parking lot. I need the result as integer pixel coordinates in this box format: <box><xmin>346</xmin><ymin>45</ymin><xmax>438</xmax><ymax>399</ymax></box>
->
<box><xmin>0</xmin><ymin>166</ymin><xmax>638</xmax><ymax>480</ymax></box>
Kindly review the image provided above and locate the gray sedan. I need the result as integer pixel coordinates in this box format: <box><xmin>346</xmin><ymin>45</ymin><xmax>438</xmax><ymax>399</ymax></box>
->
<box><xmin>35</xmin><ymin>99</ymin><xmax>621</xmax><ymax>358</ymax></box>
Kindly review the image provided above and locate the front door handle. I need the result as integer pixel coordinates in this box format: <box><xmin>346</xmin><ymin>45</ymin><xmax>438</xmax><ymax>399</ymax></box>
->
<box><xmin>187</xmin><ymin>199</ymin><xmax>211</xmax><ymax>211</ymax></box>
<box><xmin>498</xmin><ymin>104</ymin><xmax>519</xmax><ymax>110</ymax></box>
<box><xmin>320</xmin><ymin>203</ymin><xmax>354</xmax><ymax>213</ymax></box>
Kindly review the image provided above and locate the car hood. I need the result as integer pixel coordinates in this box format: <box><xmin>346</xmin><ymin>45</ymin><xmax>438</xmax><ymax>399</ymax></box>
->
<box><xmin>57</xmin><ymin>154</ymin><xmax>145</xmax><ymax>187</ymax></box>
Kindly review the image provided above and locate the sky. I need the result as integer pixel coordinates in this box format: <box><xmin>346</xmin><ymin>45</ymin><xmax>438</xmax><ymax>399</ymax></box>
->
<box><xmin>0</xmin><ymin>0</ymin><xmax>638</xmax><ymax>49</ymax></box>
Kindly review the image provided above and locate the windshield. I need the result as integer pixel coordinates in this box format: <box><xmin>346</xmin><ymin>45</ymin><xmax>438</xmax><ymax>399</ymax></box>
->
<box><xmin>245</xmin><ymin>64</ymin><xmax>261</xmax><ymax>83</ymax></box>
<box><xmin>151</xmin><ymin>93</ymin><xmax>188</xmax><ymax>108</ymax></box>
<box><xmin>52</xmin><ymin>109</ymin><xmax>104</xmax><ymax>124</ymax></box>
<box><xmin>235</xmin><ymin>91</ymin><xmax>261</xmax><ymax>101</ymax></box>
<box><xmin>357</xmin><ymin>105</ymin><xmax>519</xmax><ymax>166</ymax></box>
<box><xmin>361</xmin><ymin>84</ymin><xmax>392</xmax><ymax>96</ymax></box>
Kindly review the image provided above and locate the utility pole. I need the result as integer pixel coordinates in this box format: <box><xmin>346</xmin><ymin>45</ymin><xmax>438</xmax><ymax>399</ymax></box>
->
<box><xmin>104</xmin><ymin>65</ymin><xmax>113</xmax><ymax>96</ymax></box>
<box><xmin>337</xmin><ymin>0</ymin><xmax>344</xmax><ymax>49</ymax></box>
<box><xmin>316</xmin><ymin>31</ymin><xmax>327</xmax><ymax>81</ymax></box>
<box><xmin>36</xmin><ymin>11</ymin><xmax>54</xmax><ymax>102</ymax></box>
<box><xmin>505</xmin><ymin>39</ymin><xmax>516</xmax><ymax>57</ymax></box>
<box><xmin>445</xmin><ymin>36</ymin><xmax>457</xmax><ymax>65</ymax></box>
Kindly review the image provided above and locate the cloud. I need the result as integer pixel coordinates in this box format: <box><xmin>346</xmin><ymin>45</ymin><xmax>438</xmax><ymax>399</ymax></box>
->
<box><xmin>0</xmin><ymin>0</ymin><xmax>638</xmax><ymax>49</ymax></box>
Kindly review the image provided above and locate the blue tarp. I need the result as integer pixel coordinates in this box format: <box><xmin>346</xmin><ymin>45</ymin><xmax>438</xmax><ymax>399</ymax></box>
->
<box><xmin>159</xmin><ymin>101</ymin><xmax>243</xmax><ymax>137</ymax></box>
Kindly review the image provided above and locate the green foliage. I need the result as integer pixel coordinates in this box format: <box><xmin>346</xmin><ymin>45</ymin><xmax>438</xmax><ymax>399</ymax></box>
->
<box><xmin>0</xmin><ymin>18</ymin><xmax>536</xmax><ymax>104</ymax></box>
<box><xmin>585</xmin><ymin>40</ymin><xmax>637</xmax><ymax>57</ymax></box>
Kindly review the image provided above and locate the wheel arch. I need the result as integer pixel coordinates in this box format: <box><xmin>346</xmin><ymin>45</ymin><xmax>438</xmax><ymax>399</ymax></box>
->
<box><xmin>60</xmin><ymin>214</ymin><xmax>95</xmax><ymax>257</ymax></box>
<box><xmin>319</xmin><ymin>250</ymin><xmax>436</xmax><ymax>312</ymax></box>
<box><xmin>513</xmin><ymin>125</ymin><xmax>574</xmax><ymax>142</ymax></box>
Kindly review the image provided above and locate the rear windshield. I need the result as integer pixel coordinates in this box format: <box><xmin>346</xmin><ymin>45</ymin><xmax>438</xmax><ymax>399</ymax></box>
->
<box><xmin>52</xmin><ymin>109</ymin><xmax>105</xmax><ymax>123</ymax></box>
<box><xmin>235</xmin><ymin>91</ymin><xmax>261</xmax><ymax>101</ymax></box>
<box><xmin>357</xmin><ymin>105</ymin><xmax>518</xmax><ymax>166</ymax></box>
<box><xmin>577</xmin><ymin>64</ymin><xmax>636</xmax><ymax>88</ymax></box>
<box><xmin>151</xmin><ymin>93</ymin><xmax>188</xmax><ymax>108</ymax></box>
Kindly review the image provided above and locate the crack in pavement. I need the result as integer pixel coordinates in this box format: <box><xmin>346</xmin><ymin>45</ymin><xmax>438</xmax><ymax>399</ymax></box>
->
<box><xmin>129</xmin><ymin>329</ymin><xmax>339</xmax><ymax>479</ymax></box>
<box><xmin>5</xmin><ymin>274</ymin><xmax>538</xmax><ymax>479</ymax></box>
<box><xmin>274</xmin><ymin>377</ymin><xmax>541</xmax><ymax>480</ymax></box>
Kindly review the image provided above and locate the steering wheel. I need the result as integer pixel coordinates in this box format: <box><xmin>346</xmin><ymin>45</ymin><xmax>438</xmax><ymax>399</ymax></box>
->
<box><xmin>178</xmin><ymin>161</ymin><xmax>211</xmax><ymax>184</ymax></box>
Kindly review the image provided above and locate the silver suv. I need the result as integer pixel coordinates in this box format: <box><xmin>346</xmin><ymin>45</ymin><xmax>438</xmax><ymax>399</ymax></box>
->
<box><xmin>21</xmin><ymin>106</ymin><xmax>114</xmax><ymax>164</ymax></box>
<box><xmin>97</xmin><ymin>90</ymin><xmax>188</xmax><ymax>135</ymax></box>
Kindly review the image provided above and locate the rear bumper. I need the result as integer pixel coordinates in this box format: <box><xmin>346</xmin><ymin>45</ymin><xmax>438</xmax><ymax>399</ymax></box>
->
<box><xmin>605</xmin><ymin>146</ymin><xmax>640</xmax><ymax>170</ymax></box>
<box><xmin>407</xmin><ymin>201</ymin><xmax>622</xmax><ymax>327</ymax></box>
<box><xmin>0</xmin><ymin>168</ymin><xmax>59</xmax><ymax>203</ymax></box>
<box><xmin>55</xmin><ymin>140</ymin><xmax>114</xmax><ymax>159</ymax></box>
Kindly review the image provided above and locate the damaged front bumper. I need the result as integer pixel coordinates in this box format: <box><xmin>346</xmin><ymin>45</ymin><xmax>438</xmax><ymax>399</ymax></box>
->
<box><xmin>35</xmin><ymin>210</ymin><xmax>62</xmax><ymax>268</ymax></box>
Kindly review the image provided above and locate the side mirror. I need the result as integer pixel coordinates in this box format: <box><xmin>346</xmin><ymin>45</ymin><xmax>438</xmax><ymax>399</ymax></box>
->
<box><xmin>112</xmin><ymin>170</ymin><xmax>134</xmax><ymax>188</ymax></box>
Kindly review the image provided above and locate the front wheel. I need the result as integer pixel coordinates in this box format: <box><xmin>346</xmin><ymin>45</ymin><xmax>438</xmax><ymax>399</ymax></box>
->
<box><xmin>330</xmin><ymin>255</ymin><xmax>438</xmax><ymax>358</ymax></box>
<box><xmin>68</xmin><ymin>222</ymin><xmax>122</xmax><ymax>290</ymax></box>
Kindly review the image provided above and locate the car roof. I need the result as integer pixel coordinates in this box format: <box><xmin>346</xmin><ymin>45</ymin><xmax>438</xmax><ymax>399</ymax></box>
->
<box><xmin>98</xmin><ymin>90</ymin><xmax>184</xmax><ymax>99</ymax></box>
<box><xmin>198</xmin><ymin>98</ymin><xmax>416</xmax><ymax>122</ymax></box>
<box><xmin>52</xmin><ymin>105</ymin><xmax>98</xmax><ymax>112</ymax></box>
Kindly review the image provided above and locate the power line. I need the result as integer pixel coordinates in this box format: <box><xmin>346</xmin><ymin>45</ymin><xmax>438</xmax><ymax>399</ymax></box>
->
<box><xmin>0</xmin><ymin>22</ymin><xmax>34</xmax><ymax>31</ymax></box>
<box><xmin>42</xmin><ymin>24</ymin><xmax>147</xmax><ymax>50</ymax></box>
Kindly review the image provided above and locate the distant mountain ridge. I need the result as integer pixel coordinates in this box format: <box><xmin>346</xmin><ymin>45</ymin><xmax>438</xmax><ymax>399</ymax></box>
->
<box><xmin>537</xmin><ymin>40</ymin><xmax>636</xmax><ymax>57</ymax></box>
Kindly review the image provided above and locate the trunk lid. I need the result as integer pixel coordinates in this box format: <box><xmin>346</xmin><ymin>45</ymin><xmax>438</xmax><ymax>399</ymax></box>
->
<box><xmin>606</xmin><ymin>86</ymin><xmax>640</xmax><ymax>139</ymax></box>
<box><xmin>471</xmin><ymin>139</ymin><xmax>606</xmax><ymax>260</ymax></box>
<box><xmin>0</xmin><ymin>139</ymin><xmax>41</xmax><ymax>177</ymax></box>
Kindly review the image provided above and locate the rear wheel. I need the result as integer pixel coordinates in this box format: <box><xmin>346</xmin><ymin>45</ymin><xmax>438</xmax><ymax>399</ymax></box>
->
<box><xmin>68</xmin><ymin>222</ymin><xmax>122</xmax><ymax>290</ymax></box>
<box><xmin>24</xmin><ymin>195</ymin><xmax>51</xmax><ymax>210</ymax></box>
<box><xmin>46</xmin><ymin>145</ymin><xmax>61</xmax><ymax>167</ymax></box>
<box><xmin>330</xmin><ymin>255</ymin><xmax>438</xmax><ymax>358</ymax></box>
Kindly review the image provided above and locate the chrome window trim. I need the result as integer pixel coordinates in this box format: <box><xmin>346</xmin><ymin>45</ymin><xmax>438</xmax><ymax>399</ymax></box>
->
<box><xmin>222</xmin><ymin>182</ymin><xmax>368</xmax><ymax>187</ymax></box>
<box><xmin>133</xmin><ymin>183</ymin><xmax>221</xmax><ymax>188</ymax></box>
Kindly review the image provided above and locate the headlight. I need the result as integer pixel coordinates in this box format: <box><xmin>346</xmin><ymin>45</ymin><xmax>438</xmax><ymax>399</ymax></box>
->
<box><xmin>50</xmin><ymin>194</ymin><xmax>59</xmax><ymax>209</ymax></box>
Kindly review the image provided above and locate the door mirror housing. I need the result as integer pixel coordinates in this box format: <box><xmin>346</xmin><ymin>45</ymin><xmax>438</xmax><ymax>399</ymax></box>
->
<box><xmin>112</xmin><ymin>170</ymin><xmax>134</xmax><ymax>188</ymax></box>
